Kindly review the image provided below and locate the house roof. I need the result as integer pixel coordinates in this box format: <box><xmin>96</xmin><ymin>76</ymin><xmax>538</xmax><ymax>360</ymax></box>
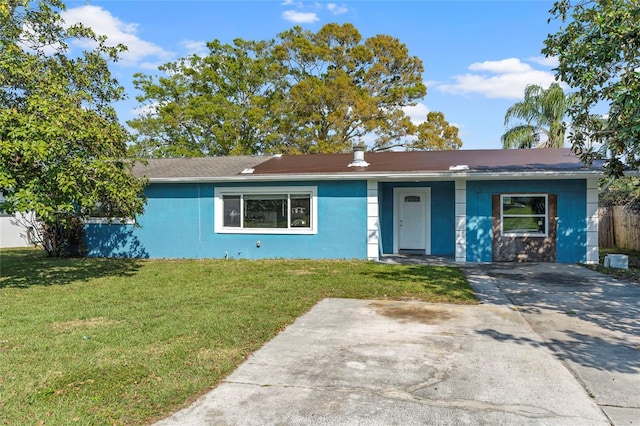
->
<box><xmin>253</xmin><ymin>148</ymin><xmax>595</xmax><ymax>174</ymax></box>
<box><xmin>134</xmin><ymin>148</ymin><xmax>604</xmax><ymax>182</ymax></box>
<box><xmin>133</xmin><ymin>155</ymin><xmax>266</xmax><ymax>179</ymax></box>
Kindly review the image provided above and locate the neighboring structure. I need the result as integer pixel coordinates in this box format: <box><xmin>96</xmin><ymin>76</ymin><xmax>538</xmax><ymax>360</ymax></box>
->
<box><xmin>85</xmin><ymin>148</ymin><xmax>602</xmax><ymax>263</ymax></box>
<box><xmin>0</xmin><ymin>213</ymin><xmax>35</xmax><ymax>248</ymax></box>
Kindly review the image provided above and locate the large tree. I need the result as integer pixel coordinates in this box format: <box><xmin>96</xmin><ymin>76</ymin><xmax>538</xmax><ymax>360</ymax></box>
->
<box><xmin>409</xmin><ymin>111</ymin><xmax>462</xmax><ymax>151</ymax></box>
<box><xmin>0</xmin><ymin>0</ymin><xmax>146</xmax><ymax>256</ymax></box>
<box><xmin>273</xmin><ymin>23</ymin><xmax>427</xmax><ymax>153</ymax></box>
<box><xmin>129</xmin><ymin>39</ymin><xmax>285</xmax><ymax>157</ymax></box>
<box><xmin>543</xmin><ymin>0</ymin><xmax>640</xmax><ymax>176</ymax></box>
<box><xmin>501</xmin><ymin>83</ymin><xmax>577</xmax><ymax>149</ymax></box>
<box><xmin>129</xmin><ymin>23</ymin><xmax>458</xmax><ymax>156</ymax></box>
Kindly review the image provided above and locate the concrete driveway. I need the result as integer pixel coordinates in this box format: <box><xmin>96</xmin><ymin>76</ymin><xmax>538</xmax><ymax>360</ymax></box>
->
<box><xmin>463</xmin><ymin>263</ymin><xmax>640</xmax><ymax>425</ymax></box>
<box><xmin>155</xmin><ymin>271</ymin><xmax>615</xmax><ymax>425</ymax></box>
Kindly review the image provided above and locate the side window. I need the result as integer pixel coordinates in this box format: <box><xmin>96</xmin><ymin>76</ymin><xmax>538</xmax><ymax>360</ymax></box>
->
<box><xmin>84</xmin><ymin>202</ymin><xmax>135</xmax><ymax>224</ymax></box>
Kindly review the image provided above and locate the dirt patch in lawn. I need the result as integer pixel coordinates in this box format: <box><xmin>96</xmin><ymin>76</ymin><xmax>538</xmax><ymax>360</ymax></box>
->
<box><xmin>52</xmin><ymin>317</ymin><xmax>123</xmax><ymax>332</ymax></box>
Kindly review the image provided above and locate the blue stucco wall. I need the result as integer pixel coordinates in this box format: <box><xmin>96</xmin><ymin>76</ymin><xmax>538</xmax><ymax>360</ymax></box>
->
<box><xmin>465</xmin><ymin>179</ymin><xmax>587</xmax><ymax>263</ymax></box>
<box><xmin>86</xmin><ymin>180</ymin><xmax>368</xmax><ymax>259</ymax></box>
<box><xmin>379</xmin><ymin>181</ymin><xmax>455</xmax><ymax>256</ymax></box>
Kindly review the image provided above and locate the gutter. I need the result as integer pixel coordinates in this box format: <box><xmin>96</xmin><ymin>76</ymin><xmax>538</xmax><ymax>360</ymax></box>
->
<box><xmin>145</xmin><ymin>169</ymin><xmax>605</xmax><ymax>184</ymax></box>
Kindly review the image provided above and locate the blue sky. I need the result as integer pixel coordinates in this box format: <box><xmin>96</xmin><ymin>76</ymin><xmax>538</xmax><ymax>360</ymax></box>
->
<box><xmin>62</xmin><ymin>0</ymin><xmax>563</xmax><ymax>150</ymax></box>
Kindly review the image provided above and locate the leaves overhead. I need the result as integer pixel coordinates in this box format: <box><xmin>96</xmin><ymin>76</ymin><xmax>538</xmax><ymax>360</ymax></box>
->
<box><xmin>0</xmin><ymin>0</ymin><xmax>146</xmax><ymax>256</ymax></box>
<box><xmin>129</xmin><ymin>23</ymin><xmax>461</xmax><ymax>157</ymax></box>
<box><xmin>543</xmin><ymin>0</ymin><xmax>640</xmax><ymax>176</ymax></box>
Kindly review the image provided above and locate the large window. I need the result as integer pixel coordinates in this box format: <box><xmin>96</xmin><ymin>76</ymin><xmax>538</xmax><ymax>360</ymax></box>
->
<box><xmin>501</xmin><ymin>194</ymin><xmax>548</xmax><ymax>237</ymax></box>
<box><xmin>215</xmin><ymin>187</ymin><xmax>317</xmax><ymax>234</ymax></box>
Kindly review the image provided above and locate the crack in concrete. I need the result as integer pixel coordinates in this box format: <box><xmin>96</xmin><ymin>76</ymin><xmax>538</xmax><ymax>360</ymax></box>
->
<box><xmin>223</xmin><ymin>380</ymin><xmax>571</xmax><ymax>419</ymax></box>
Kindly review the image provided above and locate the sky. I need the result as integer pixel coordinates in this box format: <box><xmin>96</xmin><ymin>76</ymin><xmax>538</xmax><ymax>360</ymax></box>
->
<box><xmin>61</xmin><ymin>0</ymin><xmax>565</xmax><ymax>151</ymax></box>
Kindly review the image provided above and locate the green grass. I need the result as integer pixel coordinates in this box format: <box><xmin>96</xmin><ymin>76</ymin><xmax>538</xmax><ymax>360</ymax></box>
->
<box><xmin>0</xmin><ymin>248</ymin><xmax>475</xmax><ymax>425</ymax></box>
<box><xmin>586</xmin><ymin>247</ymin><xmax>640</xmax><ymax>283</ymax></box>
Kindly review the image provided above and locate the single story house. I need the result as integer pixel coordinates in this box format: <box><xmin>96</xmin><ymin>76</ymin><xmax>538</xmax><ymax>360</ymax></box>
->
<box><xmin>85</xmin><ymin>148</ymin><xmax>602</xmax><ymax>263</ymax></box>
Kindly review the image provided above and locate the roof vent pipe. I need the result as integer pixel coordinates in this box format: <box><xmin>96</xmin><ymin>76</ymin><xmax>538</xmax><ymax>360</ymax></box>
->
<box><xmin>348</xmin><ymin>144</ymin><xmax>369</xmax><ymax>168</ymax></box>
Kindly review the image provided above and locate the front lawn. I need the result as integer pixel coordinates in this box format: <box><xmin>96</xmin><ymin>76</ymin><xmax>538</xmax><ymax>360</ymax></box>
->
<box><xmin>0</xmin><ymin>248</ymin><xmax>474</xmax><ymax>425</ymax></box>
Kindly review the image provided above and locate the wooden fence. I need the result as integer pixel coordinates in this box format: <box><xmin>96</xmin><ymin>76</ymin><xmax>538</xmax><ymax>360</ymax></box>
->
<box><xmin>599</xmin><ymin>206</ymin><xmax>640</xmax><ymax>250</ymax></box>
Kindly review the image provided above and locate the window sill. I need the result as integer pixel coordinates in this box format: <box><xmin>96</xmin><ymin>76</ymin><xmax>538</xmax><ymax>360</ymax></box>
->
<box><xmin>501</xmin><ymin>233</ymin><xmax>548</xmax><ymax>238</ymax></box>
<box><xmin>84</xmin><ymin>218</ymin><xmax>135</xmax><ymax>225</ymax></box>
<box><xmin>216</xmin><ymin>227</ymin><xmax>316</xmax><ymax>235</ymax></box>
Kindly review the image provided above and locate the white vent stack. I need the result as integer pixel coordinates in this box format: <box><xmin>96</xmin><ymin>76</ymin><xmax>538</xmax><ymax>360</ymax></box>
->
<box><xmin>348</xmin><ymin>145</ymin><xmax>369</xmax><ymax>168</ymax></box>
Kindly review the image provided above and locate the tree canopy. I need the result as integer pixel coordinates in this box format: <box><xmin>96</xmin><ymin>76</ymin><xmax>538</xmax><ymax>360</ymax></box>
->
<box><xmin>129</xmin><ymin>23</ymin><xmax>461</xmax><ymax>157</ymax></box>
<box><xmin>501</xmin><ymin>83</ymin><xmax>577</xmax><ymax>149</ymax></box>
<box><xmin>413</xmin><ymin>112</ymin><xmax>463</xmax><ymax>151</ymax></box>
<box><xmin>543</xmin><ymin>0</ymin><xmax>640</xmax><ymax>176</ymax></box>
<box><xmin>0</xmin><ymin>0</ymin><xmax>146</xmax><ymax>256</ymax></box>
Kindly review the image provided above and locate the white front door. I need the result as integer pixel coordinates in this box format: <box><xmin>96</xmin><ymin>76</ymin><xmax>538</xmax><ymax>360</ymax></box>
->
<box><xmin>394</xmin><ymin>188</ymin><xmax>431</xmax><ymax>254</ymax></box>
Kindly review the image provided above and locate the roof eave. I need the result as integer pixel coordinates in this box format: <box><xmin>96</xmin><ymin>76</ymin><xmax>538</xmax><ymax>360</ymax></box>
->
<box><xmin>146</xmin><ymin>169</ymin><xmax>604</xmax><ymax>183</ymax></box>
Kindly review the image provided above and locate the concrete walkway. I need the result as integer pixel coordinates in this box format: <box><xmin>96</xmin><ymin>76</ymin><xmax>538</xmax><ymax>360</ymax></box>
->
<box><xmin>463</xmin><ymin>263</ymin><xmax>640</xmax><ymax>425</ymax></box>
<box><xmin>155</xmin><ymin>262</ymin><xmax>618</xmax><ymax>425</ymax></box>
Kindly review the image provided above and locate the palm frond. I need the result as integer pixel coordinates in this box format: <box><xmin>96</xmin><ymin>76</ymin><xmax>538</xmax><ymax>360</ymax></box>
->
<box><xmin>502</xmin><ymin>83</ymin><xmax>575</xmax><ymax>149</ymax></box>
<box><xmin>501</xmin><ymin>124</ymin><xmax>536</xmax><ymax>149</ymax></box>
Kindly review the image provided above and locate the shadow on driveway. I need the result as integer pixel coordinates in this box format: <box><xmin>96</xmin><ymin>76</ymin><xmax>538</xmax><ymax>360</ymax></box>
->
<box><xmin>462</xmin><ymin>262</ymin><xmax>640</xmax><ymax>425</ymax></box>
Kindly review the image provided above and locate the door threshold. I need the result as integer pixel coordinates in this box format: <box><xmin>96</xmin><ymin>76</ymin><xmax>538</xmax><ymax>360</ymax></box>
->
<box><xmin>398</xmin><ymin>249</ymin><xmax>426</xmax><ymax>256</ymax></box>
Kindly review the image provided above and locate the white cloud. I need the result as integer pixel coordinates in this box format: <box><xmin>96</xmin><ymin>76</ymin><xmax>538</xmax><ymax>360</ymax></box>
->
<box><xmin>403</xmin><ymin>103</ymin><xmax>430</xmax><ymax>125</ymax></box>
<box><xmin>528</xmin><ymin>56</ymin><xmax>559</xmax><ymax>67</ymax></box>
<box><xmin>468</xmin><ymin>58</ymin><xmax>533</xmax><ymax>74</ymax></box>
<box><xmin>181</xmin><ymin>40</ymin><xmax>208</xmax><ymax>56</ymax></box>
<box><xmin>61</xmin><ymin>5</ymin><xmax>174</xmax><ymax>67</ymax></box>
<box><xmin>327</xmin><ymin>3</ymin><xmax>348</xmax><ymax>15</ymax></box>
<box><xmin>282</xmin><ymin>10</ymin><xmax>320</xmax><ymax>23</ymax></box>
<box><xmin>130</xmin><ymin>101</ymin><xmax>159</xmax><ymax>118</ymax></box>
<box><xmin>435</xmin><ymin>58</ymin><xmax>559</xmax><ymax>99</ymax></box>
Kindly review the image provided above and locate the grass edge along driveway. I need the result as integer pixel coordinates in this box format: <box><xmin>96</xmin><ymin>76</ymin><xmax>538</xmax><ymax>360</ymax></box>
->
<box><xmin>0</xmin><ymin>248</ymin><xmax>475</xmax><ymax>425</ymax></box>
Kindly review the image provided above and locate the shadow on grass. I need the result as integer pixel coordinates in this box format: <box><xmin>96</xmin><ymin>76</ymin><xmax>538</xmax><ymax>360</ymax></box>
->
<box><xmin>0</xmin><ymin>248</ymin><xmax>143</xmax><ymax>289</ymax></box>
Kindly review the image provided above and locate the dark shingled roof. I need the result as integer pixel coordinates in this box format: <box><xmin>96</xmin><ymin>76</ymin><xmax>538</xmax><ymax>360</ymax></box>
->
<box><xmin>133</xmin><ymin>156</ymin><xmax>268</xmax><ymax>179</ymax></box>
<box><xmin>132</xmin><ymin>148</ymin><xmax>601</xmax><ymax>180</ymax></box>
<box><xmin>252</xmin><ymin>148</ymin><xmax>595</xmax><ymax>174</ymax></box>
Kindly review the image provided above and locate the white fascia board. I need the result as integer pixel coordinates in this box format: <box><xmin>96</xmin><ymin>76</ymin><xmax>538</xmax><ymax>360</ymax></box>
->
<box><xmin>147</xmin><ymin>170</ymin><xmax>604</xmax><ymax>184</ymax></box>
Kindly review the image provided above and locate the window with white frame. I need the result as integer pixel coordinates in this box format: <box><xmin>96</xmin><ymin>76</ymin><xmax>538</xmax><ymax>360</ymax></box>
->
<box><xmin>215</xmin><ymin>187</ymin><xmax>317</xmax><ymax>234</ymax></box>
<box><xmin>501</xmin><ymin>194</ymin><xmax>548</xmax><ymax>237</ymax></box>
<box><xmin>83</xmin><ymin>201</ymin><xmax>136</xmax><ymax>225</ymax></box>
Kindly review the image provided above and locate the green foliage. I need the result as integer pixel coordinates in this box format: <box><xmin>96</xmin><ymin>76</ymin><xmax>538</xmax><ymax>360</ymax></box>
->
<box><xmin>0</xmin><ymin>248</ymin><xmax>474</xmax><ymax>424</ymax></box>
<box><xmin>543</xmin><ymin>0</ymin><xmax>640</xmax><ymax>176</ymax></box>
<box><xmin>129</xmin><ymin>23</ymin><xmax>459</xmax><ymax>157</ymax></box>
<box><xmin>129</xmin><ymin>39</ymin><xmax>284</xmax><ymax>157</ymax></box>
<box><xmin>412</xmin><ymin>111</ymin><xmax>462</xmax><ymax>151</ymax></box>
<box><xmin>0</xmin><ymin>0</ymin><xmax>146</xmax><ymax>256</ymax></box>
<box><xmin>274</xmin><ymin>23</ymin><xmax>426</xmax><ymax>153</ymax></box>
<box><xmin>501</xmin><ymin>83</ymin><xmax>577</xmax><ymax>149</ymax></box>
<box><xmin>599</xmin><ymin>176</ymin><xmax>640</xmax><ymax>210</ymax></box>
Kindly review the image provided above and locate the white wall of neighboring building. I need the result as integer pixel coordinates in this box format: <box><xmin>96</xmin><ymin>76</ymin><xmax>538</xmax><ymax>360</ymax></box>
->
<box><xmin>0</xmin><ymin>213</ymin><xmax>35</xmax><ymax>248</ymax></box>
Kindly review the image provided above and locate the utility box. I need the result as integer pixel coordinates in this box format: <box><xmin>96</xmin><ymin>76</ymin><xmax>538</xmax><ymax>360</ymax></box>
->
<box><xmin>604</xmin><ymin>254</ymin><xmax>629</xmax><ymax>269</ymax></box>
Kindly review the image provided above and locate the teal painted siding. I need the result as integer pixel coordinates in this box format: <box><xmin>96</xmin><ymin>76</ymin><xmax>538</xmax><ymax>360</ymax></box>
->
<box><xmin>86</xmin><ymin>180</ymin><xmax>368</xmax><ymax>259</ymax></box>
<box><xmin>466</xmin><ymin>180</ymin><xmax>587</xmax><ymax>263</ymax></box>
<box><xmin>379</xmin><ymin>181</ymin><xmax>455</xmax><ymax>256</ymax></box>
